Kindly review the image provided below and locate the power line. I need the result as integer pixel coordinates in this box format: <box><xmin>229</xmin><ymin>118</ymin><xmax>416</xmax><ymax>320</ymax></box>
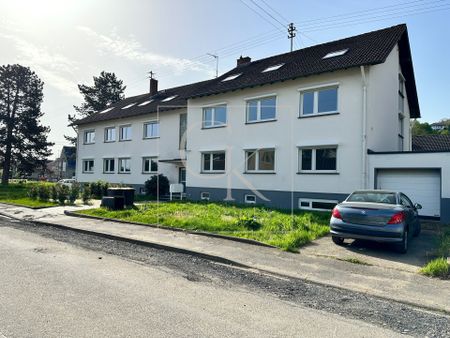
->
<box><xmin>239</xmin><ymin>0</ymin><xmax>285</xmax><ymax>33</ymax></box>
<box><xmin>248</xmin><ymin>0</ymin><xmax>287</xmax><ymax>28</ymax></box>
<box><xmin>259</xmin><ymin>0</ymin><xmax>290</xmax><ymax>23</ymax></box>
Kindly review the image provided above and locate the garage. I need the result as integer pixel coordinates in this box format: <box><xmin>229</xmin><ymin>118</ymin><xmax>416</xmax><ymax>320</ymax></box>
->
<box><xmin>376</xmin><ymin>169</ymin><xmax>441</xmax><ymax>218</ymax></box>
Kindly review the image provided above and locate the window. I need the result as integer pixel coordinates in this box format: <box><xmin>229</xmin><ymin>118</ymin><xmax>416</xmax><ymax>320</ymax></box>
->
<box><xmin>84</xmin><ymin>130</ymin><xmax>95</xmax><ymax>144</ymax></box>
<box><xmin>119</xmin><ymin>125</ymin><xmax>132</xmax><ymax>141</ymax></box>
<box><xmin>82</xmin><ymin>159</ymin><xmax>94</xmax><ymax>173</ymax></box>
<box><xmin>203</xmin><ymin>105</ymin><xmax>227</xmax><ymax>128</ymax></box>
<box><xmin>244</xmin><ymin>194</ymin><xmax>256</xmax><ymax>204</ymax></box>
<box><xmin>246</xmin><ymin>96</ymin><xmax>276</xmax><ymax>123</ymax></box>
<box><xmin>104</xmin><ymin>127</ymin><xmax>116</xmax><ymax>142</ymax></box>
<box><xmin>103</xmin><ymin>158</ymin><xmax>115</xmax><ymax>173</ymax></box>
<box><xmin>118</xmin><ymin>158</ymin><xmax>131</xmax><ymax>173</ymax></box>
<box><xmin>179</xmin><ymin>113</ymin><xmax>187</xmax><ymax>150</ymax></box>
<box><xmin>142</xmin><ymin>157</ymin><xmax>158</xmax><ymax>173</ymax></box>
<box><xmin>143</xmin><ymin>121</ymin><xmax>160</xmax><ymax>138</ymax></box>
<box><xmin>300</xmin><ymin>86</ymin><xmax>338</xmax><ymax>116</ymax></box>
<box><xmin>323</xmin><ymin>49</ymin><xmax>348</xmax><ymax>59</ymax></box>
<box><xmin>245</xmin><ymin>148</ymin><xmax>275</xmax><ymax>172</ymax></box>
<box><xmin>398</xmin><ymin>114</ymin><xmax>404</xmax><ymax>150</ymax></box>
<box><xmin>262</xmin><ymin>63</ymin><xmax>284</xmax><ymax>72</ymax></box>
<box><xmin>299</xmin><ymin>199</ymin><xmax>338</xmax><ymax>211</ymax></box>
<box><xmin>122</xmin><ymin>103</ymin><xmax>136</xmax><ymax>109</ymax></box>
<box><xmin>222</xmin><ymin>73</ymin><xmax>241</xmax><ymax>82</ymax></box>
<box><xmin>138</xmin><ymin>100</ymin><xmax>153</xmax><ymax>106</ymax></box>
<box><xmin>162</xmin><ymin>95</ymin><xmax>177</xmax><ymax>102</ymax></box>
<box><xmin>400</xmin><ymin>194</ymin><xmax>414</xmax><ymax>208</ymax></box>
<box><xmin>299</xmin><ymin>147</ymin><xmax>337</xmax><ymax>172</ymax></box>
<box><xmin>200</xmin><ymin>192</ymin><xmax>210</xmax><ymax>201</ymax></box>
<box><xmin>202</xmin><ymin>152</ymin><xmax>225</xmax><ymax>172</ymax></box>
<box><xmin>99</xmin><ymin>107</ymin><xmax>114</xmax><ymax>114</ymax></box>
<box><xmin>398</xmin><ymin>74</ymin><xmax>405</xmax><ymax>114</ymax></box>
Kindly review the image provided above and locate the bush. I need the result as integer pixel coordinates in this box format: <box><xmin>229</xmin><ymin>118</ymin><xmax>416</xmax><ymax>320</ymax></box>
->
<box><xmin>82</xmin><ymin>185</ymin><xmax>91</xmax><ymax>204</ymax></box>
<box><xmin>56</xmin><ymin>184</ymin><xmax>69</xmax><ymax>205</ymax></box>
<box><xmin>420</xmin><ymin>257</ymin><xmax>449</xmax><ymax>278</ymax></box>
<box><xmin>144</xmin><ymin>174</ymin><xmax>169</xmax><ymax>197</ymax></box>
<box><xmin>37</xmin><ymin>183</ymin><xmax>50</xmax><ymax>201</ymax></box>
<box><xmin>88</xmin><ymin>180</ymin><xmax>109</xmax><ymax>199</ymax></box>
<box><xmin>236</xmin><ymin>215</ymin><xmax>261</xmax><ymax>231</ymax></box>
<box><xmin>28</xmin><ymin>185</ymin><xmax>38</xmax><ymax>200</ymax></box>
<box><xmin>50</xmin><ymin>185</ymin><xmax>58</xmax><ymax>201</ymax></box>
<box><xmin>68</xmin><ymin>183</ymin><xmax>80</xmax><ymax>204</ymax></box>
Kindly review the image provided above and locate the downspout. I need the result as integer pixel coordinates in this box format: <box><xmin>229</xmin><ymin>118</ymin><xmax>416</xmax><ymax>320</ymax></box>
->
<box><xmin>360</xmin><ymin>66</ymin><xmax>368</xmax><ymax>189</ymax></box>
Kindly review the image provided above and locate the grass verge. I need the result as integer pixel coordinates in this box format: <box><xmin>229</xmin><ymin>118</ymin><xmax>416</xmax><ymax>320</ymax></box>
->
<box><xmin>0</xmin><ymin>183</ymin><xmax>57</xmax><ymax>208</ymax></box>
<box><xmin>77</xmin><ymin>201</ymin><xmax>330</xmax><ymax>251</ymax></box>
<box><xmin>420</xmin><ymin>258</ymin><xmax>449</xmax><ymax>278</ymax></box>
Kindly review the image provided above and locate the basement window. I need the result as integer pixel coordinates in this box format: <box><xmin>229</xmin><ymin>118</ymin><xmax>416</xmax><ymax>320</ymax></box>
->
<box><xmin>222</xmin><ymin>73</ymin><xmax>242</xmax><ymax>82</ymax></box>
<box><xmin>121</xmin><ymin>103</ymin><xmax>137</xmax><ymax>109</ymax></box>
<box><xmin>262</xmin><ymin>63</ymin><xmax>284</xmax><ymax>72</ymax></box>
<box><xmin>322</xmin><ymin>49</ymin><xmax>349</xmax><ymax>59</ymax></box>
<box><xmin>138</xmin><ymin>100</ymin><xmax>153</xmax><ymax>106</ymax></box>
<box><xmin>200</xmin><ymin>192</ymin><xmax>210</xmax><ymax>201</ymax></box>
<box><xmin>244</xmin><ymin>194</ymin><xmax>256</xmax><ymax>204</ymax></box>
<box><xmin>162</xmin><ymin>95</ymin><xmax>178</xmax><ymax>102</ymax></box>
<box><xmin>299</xmin><ymin>198</ymin><xmax>338</xmax><ymax>211</ymax></box>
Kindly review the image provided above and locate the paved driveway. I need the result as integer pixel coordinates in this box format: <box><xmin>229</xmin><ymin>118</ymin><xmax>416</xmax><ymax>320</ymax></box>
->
<box><xmin>301</xmin><ymin>222</ymin><xmax>441</xmax><ymax>273</ymax></box>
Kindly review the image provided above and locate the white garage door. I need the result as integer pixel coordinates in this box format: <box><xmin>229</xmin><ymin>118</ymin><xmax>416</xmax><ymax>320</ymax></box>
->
<box><xmin>377</xmin><ymin>169</ymin><xmax>441</xmax><ymax>218</ymax></box>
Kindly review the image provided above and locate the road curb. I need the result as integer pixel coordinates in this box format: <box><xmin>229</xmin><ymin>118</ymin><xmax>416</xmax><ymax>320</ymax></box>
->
<box><xmin>64</xmin><ymin>210</ymin><xmax>276</xmax><ymax>248</ymax></box>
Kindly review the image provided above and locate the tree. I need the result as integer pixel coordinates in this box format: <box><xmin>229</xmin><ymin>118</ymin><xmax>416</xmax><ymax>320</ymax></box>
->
<box><xmin>0</xmin><ymin>64</ymin><xmax>53</xmax><ymax>184</ymax></box>
<box><xmin>411</xmin><ymin>120</ymin><xmax>435</xmax><ymax>136</ymax></box>
<box><xmin>66</xmin><ymin>71</ymin><xmax>126</xmax><ymax>144</ymax></box>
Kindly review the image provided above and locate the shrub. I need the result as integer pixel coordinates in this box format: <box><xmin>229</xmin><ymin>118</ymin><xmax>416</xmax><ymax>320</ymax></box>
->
<box><xmin>144</xmin><ymin>174</ymin><xmax>169</xmax><ymax>197</ymax></box>
<box><xmin>236</xmin><ymin>215</ymin><xmax>261</xmax><ymax>231</ymax></box>
<box><xmin>56</xmin><ymin>184</ymin><xmax>69</xmax><ymax>205</ymax></box>
<box><xmin>28</xmin><ymin>185</ymin><xmax>38</xmax><ymax>200</ymax></box>
<box><xmin>37</xmin><ymin>183</ymin><xmax>50</xmax><ymax>201</ymax></box>
<box><xmin>420</xmin><ymin>257</ymin><xmax>449</xmax><ymax>278</ymax></box>
<box><xmin>88</xmin><ymin>180</ymin><xmax>109</xmax><ymax>199</ymax></box>
<box><xmin>50</xmin><ymin>185</ymin><xmax>58</xmax><ymax>201</ymax></box>
<box><xmin>82</xmin><ymin>185</ymin><xmax>91</xmax><ymax>204</ymax></box>
<box><xmin>68</xmin><ymin>183</ymin><xmax>80</xmax><ymax>204</ymax></box>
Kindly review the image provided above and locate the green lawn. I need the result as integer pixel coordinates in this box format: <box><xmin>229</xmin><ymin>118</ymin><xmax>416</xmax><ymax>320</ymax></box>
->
<box><xmin>77</xmin><ymin>201</ymin><xmax>331</xmax><ymax>251</ymax></box>
<box><xmin>0</xmin><ymin>183</ymin><xmax>57</xmax><ymax>208</ymax></box>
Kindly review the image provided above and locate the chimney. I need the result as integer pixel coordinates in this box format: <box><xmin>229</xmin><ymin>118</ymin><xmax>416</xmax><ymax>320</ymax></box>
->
<box><xmin>149</xmin><ymin>77</ymin><xmax>158</xmax><ymax>95</ymax></box>
<box><xmin>237</xmin><ymin>55</ymin><xmax>251</xmax><ymax>66</ymax></box>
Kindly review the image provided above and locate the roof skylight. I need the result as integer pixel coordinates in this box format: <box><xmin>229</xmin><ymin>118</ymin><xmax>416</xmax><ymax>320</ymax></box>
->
<box><xmin>323</xmin><ymin>49</ymin><xmax>349</xmax><ymax>59</ymax></box>
<box><xmin>121</xmin><ymin>103</ymin><xmax>137</xmax><ymax>109</ymax></box>
<box><xmin>99</xmin><ymin>107</ymin><xmax>114</xmax><ymax>114</ymax></box>
<box><xmin>161</xmin><ymin>95</ymin><xmax>178</xmax><ymax>102</ymax></box>
<box><xmin>262</xmin><ymin>63</ymin><xmax>285</xmax><ymax>73</ymax></box>
<box><xmin>138</xmin><ymin>100</ymin><xmax>153</xmax><ymax>106</ymax></box>
<box><xmin>222</xmin><ymin>73</ymin><xmax>242</xmax><ymax>82</ymax></box>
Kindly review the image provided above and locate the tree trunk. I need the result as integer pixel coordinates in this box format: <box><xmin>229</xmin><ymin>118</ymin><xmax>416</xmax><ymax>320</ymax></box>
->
<box><xmin>1</xmin><ymin>140</ymin><xmax>12</xmax><ymax>185</ymax></box>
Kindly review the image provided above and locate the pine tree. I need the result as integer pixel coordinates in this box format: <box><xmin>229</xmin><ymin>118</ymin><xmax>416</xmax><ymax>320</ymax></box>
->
<box><xmin>0</xmin><ymin>64</ymin><xmax>53</xmax><ymax>184</ymax></box>
<box><xmin>66</xmin><ymin>71</ymin><xmax>126</xmax><ymax>144</ymax></box>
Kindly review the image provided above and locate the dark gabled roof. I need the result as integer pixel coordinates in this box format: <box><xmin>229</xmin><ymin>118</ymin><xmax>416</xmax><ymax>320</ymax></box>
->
<box><xmin>412</xmin><ymin>135</ymin><xmax>450</xmax><ymax>152</ymax></box>
<box><xmin>73</xmin><ymin>79</ymin><xmax>214</xmax><ymax>126</ymax></box>
<box><xmin>189</xmin><ymin>24</ymin><xmax>420</xmax><ymax>118</ymax></box>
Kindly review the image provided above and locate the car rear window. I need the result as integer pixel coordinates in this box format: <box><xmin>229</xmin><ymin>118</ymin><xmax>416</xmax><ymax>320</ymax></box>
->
<box><xmin>347</xmin><ymin>192</ymin><xmax>396</xmax><ymax>204</ymax></box>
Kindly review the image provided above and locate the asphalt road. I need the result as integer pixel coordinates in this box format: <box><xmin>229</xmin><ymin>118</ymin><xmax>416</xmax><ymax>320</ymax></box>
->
<box><xmin>0</xmin><ymin>215</ymin><xmax>448</xmax><ymax>338</ymax></box>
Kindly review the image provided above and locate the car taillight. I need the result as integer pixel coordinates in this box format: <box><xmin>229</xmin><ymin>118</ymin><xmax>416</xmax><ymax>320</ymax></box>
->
<box><xmin>387</xmin><ymin>211</ymin><xmax>405</xmax><ymax>224</ymax></box>
<box><xmin>332</xmin><ymin>207</ymin><xmax>342</xmax><ymax>220</ymax></box>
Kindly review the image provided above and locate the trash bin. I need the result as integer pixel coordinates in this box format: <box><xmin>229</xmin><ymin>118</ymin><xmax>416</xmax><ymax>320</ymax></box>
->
<box><xmin>101</xmin><ymin>196</ymin><xmax>125</xmax><ymax>210</ymax></box>
<box><xmin>107</xmin><ymin>188</ymin><xmax>135</xmax><ymax>207</ymax></box>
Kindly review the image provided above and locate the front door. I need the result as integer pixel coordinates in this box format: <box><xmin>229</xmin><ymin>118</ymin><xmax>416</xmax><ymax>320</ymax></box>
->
<box><xmin>179</xmin><ymin>167</ymin><xmax>186</xmax><ymax>192</ymax></box>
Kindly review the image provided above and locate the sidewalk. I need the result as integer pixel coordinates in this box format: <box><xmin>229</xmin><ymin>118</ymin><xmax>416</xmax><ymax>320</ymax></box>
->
<box><xmin>0</xmin><ymin>202</ymin><xmax>449</xmax><ymax>314</ymax></box>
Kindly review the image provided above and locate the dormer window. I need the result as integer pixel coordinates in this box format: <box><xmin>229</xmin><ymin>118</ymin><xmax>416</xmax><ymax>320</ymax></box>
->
<box><xmin>99</xmin><ymin>107</ymin><xmax>114</xmax><ymax>114</ymax></box>
<box><xmin>162</xmin><ymin>95</ymin><xmax>177</xmax><ymax>102</ymax></box>
<box><xmin>121</xmin><ymin>103</ymin><xmax>137</xmax><ymax>109</ymax></box>
<box><xmin>262</xmin><ymin>63</ymin><xmax>284</xmax><ymax>73</ymax></box>
<box><xmin>222</xmin><ymin>73</ymin><xmax>242</xmax><ymax>82</ymax></box>
<box><xmin>138</xmin><ymin>100</ymin><xmax>153</xmax><ymax>106</ymax></box>
<box><xmin>322</xmin><ymin>49</ymin><xmax>349</xmax><ymax>59</ymax></box>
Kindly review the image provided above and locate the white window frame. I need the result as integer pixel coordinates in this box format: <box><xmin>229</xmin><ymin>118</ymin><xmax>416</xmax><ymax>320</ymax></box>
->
<box><xmin>119</xmin><ymin>125</ymin><xmax>132</xmax><ymax>141</ymax></box>
<box><xmin>82</xmin><ymin>159</ymin><xmax>94</xmax><ymax>173</ymax></box>
<box><xmin>201</xmin><ymin>151</ymin><xmax>226</xmax><ymax>173</ymax></box>
<box><xmin>143</xmin><ymin>121</ymin><xmax>160</xmax><ymax>139</ymax></box>
<box><xmin>104</xmin><ymin>127</ymin><xmax>116</xmax><ymax>142</ymax></box>
<box><xmin>322</xmin><ymin>49</ymin><xmax>348</xmax><ymax>59</ymax></box>
<box><xmin>142</xmin><ymin>157</ymin><xmax>158</xmax><ymax>174</ymax></box>
<box><xmin>103</xmin><ymin>158</ymin><xmax>115</xmax><ymax>174</ymax></box>
<box><xmin>299</xmin><ymin>84</ymin><xmax>339</xmax><ymax>117</ymax></box>
<box><xmin>246</xmin><ymin>96</ymin><xmax>277</xmax><ymax>123</ymax></box>
<box><xmin>200</xmin><ymin>192</ymin><xmax>210</xmax><ymax>201</ymax></box>
<box><xmin>202</xmin><ymin>104</ymin><xmax>227</xmax><ymax>128</ymax></box>
<box><xmin>298</xmin><ymin>146</ymin><xmax>338</xmax><ymax>173</ymax></box>
<box><xmin>398</xmin><ymin>74</ymin><xmax>405</xmax><ymax>114</ymax></box>
<box><xmin>84</xmin><ymin>130</ymin><xmax>95</xmax><ymax>144</ymax></box>
<box><xmin>118</xmin><ymin>158</ymin><xmax>131</xmax><ymax>174</ymax></box>
<box><xmin>299</xmin><ymin>198</ymin><xmax>338</xmax><ymax>211</ymax></box>
<box><xmin>244</xmin><ymin>194</ymin><xmax>256</xmax><ymax>204</ymax></box>
<box><xmin>245</xmin><ymin>148</ymin><xmax>276</xmax><ymax>173</ymax></box>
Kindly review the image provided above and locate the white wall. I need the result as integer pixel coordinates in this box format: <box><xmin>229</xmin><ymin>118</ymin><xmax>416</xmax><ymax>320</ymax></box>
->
<box><xmin>76</xmin><ymin>109</ymin><xmax>185</xmax><ymax>187</ymax></box>
<box><xmin>186</xmin><ymin>68</ymin><xmax>366</xmax><ymax>195</ymax></box>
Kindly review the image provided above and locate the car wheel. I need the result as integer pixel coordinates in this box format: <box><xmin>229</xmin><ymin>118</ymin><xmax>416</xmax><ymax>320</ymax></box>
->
<box><xmin>332</xmin><ymin>236</ymin><xmax>345</xmax><ymax>246</ymax></box>
<box><xmin>396</xmin><ymin>229</ymin><xmax>408</xmax><ymax>254</ymax></box>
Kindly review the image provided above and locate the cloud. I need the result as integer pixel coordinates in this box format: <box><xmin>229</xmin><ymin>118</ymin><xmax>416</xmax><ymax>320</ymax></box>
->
<box><xmin>77</xmin><ymin>26</ymin><xmax>210</xmax><ymax>75</ymax></box>
<box><xmin>0</xmin><ymin>32</ymin><xmax>81</xmax><ymax>98</ymax></box>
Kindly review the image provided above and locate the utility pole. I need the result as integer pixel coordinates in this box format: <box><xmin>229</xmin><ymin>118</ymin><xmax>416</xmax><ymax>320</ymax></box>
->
<box><xmin>207</xmin><ymin>53</ymin><xmax>219</xmax><ymax>78</ymax></box>
<box><xmin>148</xmin><ymin>70</ymin><xmax>155</xmax><ymax>79</ymax></box>
<box><xmin>288</xmin><ymin>23</ymin><xmax>297</xmax><ymax>52</ymax></box>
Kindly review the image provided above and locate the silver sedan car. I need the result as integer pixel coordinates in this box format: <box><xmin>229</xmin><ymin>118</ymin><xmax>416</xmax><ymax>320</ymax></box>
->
<box><xmin>330</xmin><ymin>190</ymin><xmax>422</xmax><ymax>253</ymax></box>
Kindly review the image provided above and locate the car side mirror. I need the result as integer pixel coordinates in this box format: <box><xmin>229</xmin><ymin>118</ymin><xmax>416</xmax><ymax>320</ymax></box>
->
<box><xmin>414</xmin><ymin>203</ymin><xmax>422</xmax><ymax>210</ymax></box>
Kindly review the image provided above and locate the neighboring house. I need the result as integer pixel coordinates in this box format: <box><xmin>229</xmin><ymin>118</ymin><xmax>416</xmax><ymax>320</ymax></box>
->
<box><xmin>430</xmin><ymin>120</ymin><xmax>449</xmax><ymax>131</ymax></box>
<box><xmin>54</xmin><ymin>146</ymin><xmax>76</xmax><ymax>179</ymax></box>
<box><xmin>73</xmin><ymin>24</ymin><xmax>450</xmax><ymax>222</ymax></box>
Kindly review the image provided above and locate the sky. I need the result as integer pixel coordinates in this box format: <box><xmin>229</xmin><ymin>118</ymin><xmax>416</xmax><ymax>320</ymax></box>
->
<box><xmin>1</xmin><ymin>0</ymin><xmax>449</xmax><ymax>159</ymax></box>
